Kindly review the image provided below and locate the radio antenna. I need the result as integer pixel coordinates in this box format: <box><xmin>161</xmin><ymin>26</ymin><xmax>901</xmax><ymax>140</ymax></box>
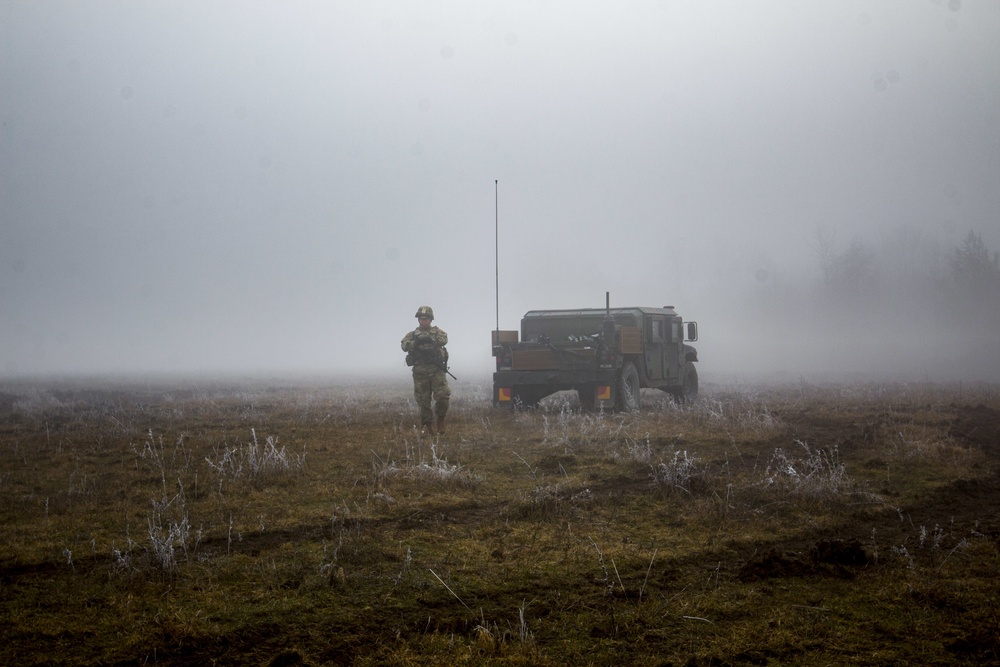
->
<box><xmin>494</xmin><ymin>179</ymin><xmax>499</xmax><ymax>334</ymax></box>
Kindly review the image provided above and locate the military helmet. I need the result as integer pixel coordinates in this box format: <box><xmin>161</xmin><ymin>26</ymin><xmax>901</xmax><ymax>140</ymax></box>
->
<box><xmin>415</xmin><ymin>306</ymin><xmax>434</xmax><ymax>320</ymax></box>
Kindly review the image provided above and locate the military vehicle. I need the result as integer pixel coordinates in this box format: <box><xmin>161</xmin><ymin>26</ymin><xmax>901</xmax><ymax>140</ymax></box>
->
<box><xmin>492</xmin><ymin>294</ymin><xmax>699</xmax><ymax>411</ymax></box>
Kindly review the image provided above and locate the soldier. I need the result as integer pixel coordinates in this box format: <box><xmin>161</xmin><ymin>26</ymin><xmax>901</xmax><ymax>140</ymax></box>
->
<box><xmin>400</xmin><ymin>306</ymin><xmax>451</xmax><ymax>435</ymax></box>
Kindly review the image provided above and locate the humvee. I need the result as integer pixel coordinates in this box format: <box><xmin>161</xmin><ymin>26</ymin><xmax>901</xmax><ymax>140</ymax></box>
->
<box><xmin>492</xmin><ymin>295</ymin><xmax>699</xmax><ymax>411</ymax></box>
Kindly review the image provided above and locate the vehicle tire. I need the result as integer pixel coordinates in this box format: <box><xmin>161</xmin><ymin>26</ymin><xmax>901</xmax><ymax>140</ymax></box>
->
<box><xmin>616</xmin><ymin>362</ymin><xmax>641</xmax><ymax>412</ymax></box>
<box><xmin>677</xmin><ymin>364</ymin><xmax>698</xmax><ymax>404</ymax></box>
<box><xmin>577</xmin><ymin>384</ymin><xmax>596</xmax><ymax>412</ymax></box>
<box><xmin>513</xmin><ymin>386</ymin><xmax>544</xmax><ymax>409</ymax></box>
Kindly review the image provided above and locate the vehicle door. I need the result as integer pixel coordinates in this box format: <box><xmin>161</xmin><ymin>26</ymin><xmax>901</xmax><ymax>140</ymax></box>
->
<box><xmin>663</xmin><ymin>317</ymin><xmax>683</xmax><ymax>381</ymax></box>
<box><xmin>643</xmin><ymin>316</ymin><xmax>665</xmax><ymax>380</ymax></box>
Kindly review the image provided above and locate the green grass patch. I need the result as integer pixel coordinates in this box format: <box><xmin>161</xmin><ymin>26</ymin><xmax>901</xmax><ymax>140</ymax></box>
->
<box><xmin>1</xmin><ymin>378</ymin><xmax>999</xmax><ymax>665</ymax></box>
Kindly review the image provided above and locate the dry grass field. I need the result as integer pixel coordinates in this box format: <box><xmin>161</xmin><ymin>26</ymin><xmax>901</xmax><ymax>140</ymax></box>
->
<box><xmin>1</xmin><ymin>376</ymin><xmax>999</xmax><ymax>666</ymax></box>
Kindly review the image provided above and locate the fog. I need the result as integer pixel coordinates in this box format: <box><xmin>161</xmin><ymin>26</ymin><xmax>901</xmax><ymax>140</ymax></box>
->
<box><xmin>2</xmin><ymin>1</ymin><xmax>999</xmax><ymax>383</ymax></box>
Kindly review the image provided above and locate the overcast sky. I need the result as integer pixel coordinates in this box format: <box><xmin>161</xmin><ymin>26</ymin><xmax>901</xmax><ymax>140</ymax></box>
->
<box><xmin>2</xmin><ymin>1</ymin><xmax>998</xmax><ymax>382</ymax></box>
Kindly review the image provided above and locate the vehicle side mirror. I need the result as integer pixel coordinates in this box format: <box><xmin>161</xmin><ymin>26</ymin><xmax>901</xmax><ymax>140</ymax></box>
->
<box><xmin>686</xmin><ymin>322</ymin><xmax>698</xmax><ymax>342</ymax></box>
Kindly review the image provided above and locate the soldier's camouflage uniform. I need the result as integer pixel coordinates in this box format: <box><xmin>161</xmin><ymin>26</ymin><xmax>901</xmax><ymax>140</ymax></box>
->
<box><xmin>400</xmin><ymin>325</ymin><xmax>451</xmax><ymax>432</ymax></box>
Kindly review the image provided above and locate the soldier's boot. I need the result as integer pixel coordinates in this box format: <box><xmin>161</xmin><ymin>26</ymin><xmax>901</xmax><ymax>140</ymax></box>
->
<box><xmin>423</xmin><ymin>420</ymin><xmax>437</xmax><ymax>436</ymax></box>
<box><xmin>436</xmin><ymin>415</ymin><xmax>446</xmax><ymax>435</ymax></box>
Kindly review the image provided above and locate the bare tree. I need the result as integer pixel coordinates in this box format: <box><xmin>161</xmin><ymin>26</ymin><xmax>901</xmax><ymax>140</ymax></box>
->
<box><xmin>817</xmin><ymin>237</ymin><xmax>878</xmax><ymax>312</ymax></box>
<box><xmin>950</xmin><ymin>230</ymin><xmax>1000</xmax><ymax>298</ymax></box>
<box><xmin>810</xmin><ymin>227</ymin><xmax>838</xmax><ymax>285</ymax></box>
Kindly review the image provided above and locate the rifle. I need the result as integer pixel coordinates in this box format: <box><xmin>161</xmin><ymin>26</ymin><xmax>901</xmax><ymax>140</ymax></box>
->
<box><xmin>436</xmin><ymin>359</ymin><xmax>457</xmax><ymax>381</ymax></box>
<box><xmin>412</xmin><ymin>335</ymin><xmax>457</xmax><ymax>380</ymax></box>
